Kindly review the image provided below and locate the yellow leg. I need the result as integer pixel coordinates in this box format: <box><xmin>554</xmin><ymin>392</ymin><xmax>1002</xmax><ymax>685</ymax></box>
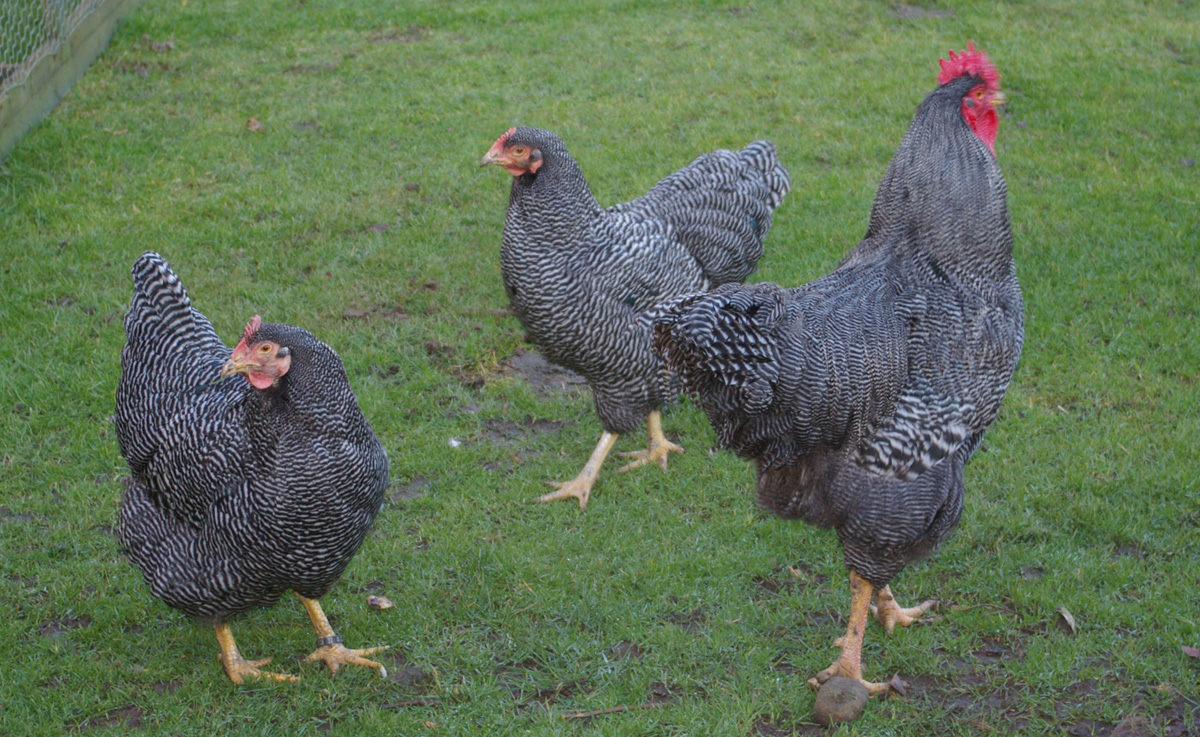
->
<box><xmin>537</xmin><ymin>430</ymin><xmax>618</xmax><ymax>511</ymax></box>
<box><xmin>214</xmin><ymin>621</ymin><xmax>297</xmax><ymax>685</ymax></box>
<box><xmin>807</xmin><ymin>571</ymin><xmax>891</xmax><ymax>696</ymax></box>
<box><xmin>870</xmin><ymin>585</ymin><xmax>936</xmax><ymax>634</ymax></box>
<box><xmin>296</xmin><ymin>594</ymin><xmax>389</xmax><ymax>678</ymax></box>
<box><xmin>617</xmin><ymin>410</ymin><xmax>685</xmax><ymax>473</ymax></box>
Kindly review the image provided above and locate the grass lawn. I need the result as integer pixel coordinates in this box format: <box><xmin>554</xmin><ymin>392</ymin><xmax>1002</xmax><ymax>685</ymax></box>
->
<box><xmin>1</xmin><ymin>0</ymin><xmax>1198</xmax><ymax>734</ymax></box>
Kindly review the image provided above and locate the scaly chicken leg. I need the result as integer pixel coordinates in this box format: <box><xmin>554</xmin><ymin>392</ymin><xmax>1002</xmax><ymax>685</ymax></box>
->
<box><xmin>807</xmin><ymin>571</ymin><xmax>891</xmax><ymax>696</ymax></box>
<box><xmin>617</xmin><ymin>410</ymin><xmax>684</xmax><ymax>473</ymax></box>
<box><xmin>871</xmin><ymin>585</ymin><xmax>936</xmax><ymax>634</ymax></box>
<box><xmin>538</xmin><ymin>431</ymin><xmax>618</xmax><ymax>511</ymax></box>
<box><xmin>297</xmin><ymin>594</ymin><xmax>388</xmax><ymax>677</ymax></box>
<box><xmin>214</xmin><ymin>621</ymin><xmax>298</xmax><ymax>685</ymax></box>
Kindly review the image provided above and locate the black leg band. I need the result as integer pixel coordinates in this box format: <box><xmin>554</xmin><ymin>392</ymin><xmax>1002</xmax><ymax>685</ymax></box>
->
<box><xmin>316</xmin><ymin>634</ymin><xmax>343</xmax><ymax>648</ymax></box>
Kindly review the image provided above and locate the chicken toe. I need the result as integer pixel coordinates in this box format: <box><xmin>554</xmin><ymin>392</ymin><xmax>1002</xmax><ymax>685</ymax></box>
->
<box><xmin>305</xmin><ymin>642</ymin><xmax>389</xmax><ymax>677</ymax></box>
<box><xmin>806</xmin><ymin>571</ymin><xmax>894</xmax><ymax>697</ymax></box>
<box><xmin>870</xmin><ymin>586</ymin><xmax>936</xmax><ymax>634</ymax></box>
<box><xmin>537</xmin><ymin>431</ymin><xmax>618</xmax><ymax>510</ymax></box>
<box><xmin>296</xmin><ymin>595</ymin><xmax>388</xmax><ymax>678</ymax></box>
<box><xmin>617</xmin><ymin>411</ymin><xmax>684</xmax><ymax>473</ymax></box>
<box><xmin>215</xmin><ymin>622</ymin><xmax>298</xmax><ymax>685</ymax></box>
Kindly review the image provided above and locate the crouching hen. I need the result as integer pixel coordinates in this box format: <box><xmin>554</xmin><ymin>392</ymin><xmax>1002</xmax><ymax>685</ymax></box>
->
<box><xmin>650</xmin><ymin>44</ymin><xmax>1023</xmax><ymax>694</ymax></box>
<box><xmin>482</xmin><ymin>126</ymin><xmax>790</xmax><ymax>509</ymax></box>
<box><xmin>116</xmin><ymin>252</ymin><xmax>390</xmax><ymax>684</ymax></box>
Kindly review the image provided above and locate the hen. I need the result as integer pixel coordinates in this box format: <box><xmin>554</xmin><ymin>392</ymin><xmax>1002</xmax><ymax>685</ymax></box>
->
<box><xmin>481</xmin><ymin>126</ymin><xmax>790</xmax><ymax>509</ymax></box>
<box><xmin>650</xmin><ymin>44</ymin><xmax>1023</xmax><ymax>693</ymax></box>
<box><xmin>116</xmin><ymin>252</ymin><xmax>390</xmax><ymax>684</ymax></box>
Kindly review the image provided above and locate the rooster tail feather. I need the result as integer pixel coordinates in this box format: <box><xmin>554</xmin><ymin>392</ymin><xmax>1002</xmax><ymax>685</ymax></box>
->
<box><xmin>648</xmin><ymin>284</ymin><xmax>786</xmax><ymax>422</ymax></box>
<box><xmin>738</xmin><ymin>140</ymin><xmax>792</xmax><ymax>210</ymax></box>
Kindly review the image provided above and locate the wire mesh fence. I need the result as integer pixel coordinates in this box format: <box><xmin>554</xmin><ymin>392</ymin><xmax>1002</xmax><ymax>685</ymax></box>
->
<box><xmin>1</xmin><ymin>0</ymin><xmax>107</xmax><ymax>102</ymax></box>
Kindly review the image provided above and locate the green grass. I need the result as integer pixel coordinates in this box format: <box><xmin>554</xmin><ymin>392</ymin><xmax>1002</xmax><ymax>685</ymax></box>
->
<box><xmin>2</xmin><ymin>0</ymin><xmax>1198</xmax><ymax>734</ymax></box>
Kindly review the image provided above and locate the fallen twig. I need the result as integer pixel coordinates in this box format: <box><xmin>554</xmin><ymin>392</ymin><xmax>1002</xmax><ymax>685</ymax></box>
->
<box><xmin>561</xmin><ymin>702</ymin><xmax>668</xmax><ymax>719</ymax></box>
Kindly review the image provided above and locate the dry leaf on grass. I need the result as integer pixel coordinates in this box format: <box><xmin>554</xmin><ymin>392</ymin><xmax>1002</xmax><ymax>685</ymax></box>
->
<box><xmin>1056</xmin><ymin>606</ymin><xmax>1078</xmax><ymax>634</ymax></box>
<box><xmin>246</xmin><ymin>118</ymin><xmax>266</xmax><ymax>132</ymax></box>
<box><xmin>1182</xmin><ymin>645</ymin><xmax>1200</xmax><ymax>658</ymax></box>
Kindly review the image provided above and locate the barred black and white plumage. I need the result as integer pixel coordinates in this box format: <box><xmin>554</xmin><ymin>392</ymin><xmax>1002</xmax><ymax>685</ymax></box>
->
<box><xmin>650</xmin><ymin>58</ymin><xmax>1024</xmax><ymax>592</ymax></box>
<box><xmin>482</xmin><ymin>126</ymin><xmax>789</xmax><ymax>507</ymax></box>
<box><xmin>115</xmin><ymin>252</ymin><xmax>389</xmax><ymax>682</ymax></box>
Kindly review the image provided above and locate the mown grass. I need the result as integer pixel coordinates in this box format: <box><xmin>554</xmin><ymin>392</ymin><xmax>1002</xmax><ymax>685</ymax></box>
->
<box><xmin>1</xmin><ymin>1</ymin><xmax>1198</xmax><ymax>735</ymax></box>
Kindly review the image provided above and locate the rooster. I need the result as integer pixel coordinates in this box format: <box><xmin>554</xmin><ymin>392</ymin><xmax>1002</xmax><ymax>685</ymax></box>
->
<box><xmin>649</xmin><ymin>44</ymin><xmax>1023</xmax><ymax>694</ymax></box>
<box><xmin>116</xmin><ymin>252</ymin><xmax>390</xmax><ymax>684</ymax></box>
<box><xmin>481</xmin><ymin>127</ymin><xmax>790</xmax><ymax>509</ymax></box>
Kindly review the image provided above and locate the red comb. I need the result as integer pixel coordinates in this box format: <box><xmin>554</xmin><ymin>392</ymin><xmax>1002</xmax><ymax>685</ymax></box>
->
<box><xmin>487</xmin><ymin>127</ymin><xmax>517</xmax><ymax>155</ymax></box>
<box><xmin>242</xmin><ymin>315</ymin><xmax>262</xmax><ymax>343</ymax></box>
<box><xmin>937</xmin><ymin>41</ymin><xmax>999</xmax><ymax>90</ymax></box>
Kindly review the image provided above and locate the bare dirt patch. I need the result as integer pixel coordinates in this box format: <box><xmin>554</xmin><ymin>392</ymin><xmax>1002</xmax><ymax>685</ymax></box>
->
<box><xmin>39</xmin><ymin>615</ymin><xmax>92</xmax><ymax>638</ymax></box>
<box><xmin>391</xmin><ymin>476</ymin><xmax>431</xmax><ymax>502</ymax></box>
<box><xmin>664</xmin><ymin>608</ymin><xmax>707</xmax><ymax>632</ymax></box>
<box><xmin>383</xmin><ymin>651</ymin><xmax>435</xmax><ymax>689</ymax></box>
<box><xmin>71</xmin><ymin>704</ymin><xmax>144</xmax><ymax>731</ymax></box>
<box><xmin>482</xmin><ymin>417</ymin><xmax>565</xmax><ymax>447</ymax></box>
<box><xmin>499</xmin><ymin>349</ymin><xmax>587</xmax><ymax>397</ymax></box>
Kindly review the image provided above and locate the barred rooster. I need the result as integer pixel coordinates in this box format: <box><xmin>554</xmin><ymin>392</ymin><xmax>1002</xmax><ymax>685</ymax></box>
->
<box><xmin>481</xmin><ymin>127</ymin><xmax>790</xmax><ymax>509</ymax></box>
<box><xmin>650</xmin><ymin>44</ymin><xmax>1023</xmax><ymax>694</ymax></box>
<box><xmin>116</xmin><ymin>252</ymin><xmax>389</xmax><ymax>684</ymax></box>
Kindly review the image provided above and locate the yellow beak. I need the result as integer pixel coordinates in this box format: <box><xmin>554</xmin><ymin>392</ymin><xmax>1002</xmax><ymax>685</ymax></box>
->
<box><xmin>480</xmin><ymin>149</ymin><xmax>506</xmax><ymax>167</ymax></box>
<box><xmin>219</xmin><ymin>354</ymin><xmax>254</xmax><ymax>380</ymax></box>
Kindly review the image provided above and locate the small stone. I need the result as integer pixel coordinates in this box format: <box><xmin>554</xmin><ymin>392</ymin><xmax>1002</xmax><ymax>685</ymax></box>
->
<box><xmin>812</xmin><ymin>676</ymin><xmax>868</xmax><ymax>726</ymax></box>
<box><xmin>367</xmin><ymin>595</ymin><xmax>394</xmax><ymax>610</ymax></box>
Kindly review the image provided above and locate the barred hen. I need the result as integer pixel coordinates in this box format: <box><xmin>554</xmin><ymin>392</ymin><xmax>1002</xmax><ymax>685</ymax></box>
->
<box><xmin>481</xmin><ymin>126</ymin><xmax>790</xmax><ymax>509</ymax></box>
<box><xmin>115</xmin><ymin>252</ymin><xmax>390</xmax><ymax>684</ymax></box>
<box><xmin>650</xmin><ymin>44</ymin><xmax>1023</xmax><ymax>693</ymax></box>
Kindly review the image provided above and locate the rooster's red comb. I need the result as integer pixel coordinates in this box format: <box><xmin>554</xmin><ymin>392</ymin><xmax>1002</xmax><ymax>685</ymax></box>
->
<box><xmin>937</xmin><ymin>41</ymin><xmax>999</xmax><ymax>90</ymax></box>
<box><xmin>241</xmin><ymin>315</ymin><xmax>262</xmax><ymax>343</ymax></box>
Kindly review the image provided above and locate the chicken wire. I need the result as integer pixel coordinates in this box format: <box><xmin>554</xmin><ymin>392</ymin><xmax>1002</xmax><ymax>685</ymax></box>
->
<box><xmin>1</xmin><ymin>0</ymin><xmax>106</xmax><ymax>101</ymax></box>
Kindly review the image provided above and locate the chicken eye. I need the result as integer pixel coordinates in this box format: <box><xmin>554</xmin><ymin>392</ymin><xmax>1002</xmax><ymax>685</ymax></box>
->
<box><xmin>511</xmin><ymin>146</ymin><xmax>527</xmax><ymax>156</ymax></box>
<box><xmin>259</xmin><ymin>344</ymin><xmax>272</xmax><ymax>354</ymax></box>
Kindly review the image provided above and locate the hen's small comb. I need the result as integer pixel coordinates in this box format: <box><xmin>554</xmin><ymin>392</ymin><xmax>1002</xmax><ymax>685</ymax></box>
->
<box><xmin>241</xmin><ymin>315</ymin><xmax>262</xmax><ymax>344</ymax></box>
<box><xmin>486</xmin><ymin>127</ymin><xmax>517</xmax><ymax>155</ymax></box>
<box><xmin>937</xmin><ymin>41</ymin><xmax>999</xmax><ymax>90</ymax></box>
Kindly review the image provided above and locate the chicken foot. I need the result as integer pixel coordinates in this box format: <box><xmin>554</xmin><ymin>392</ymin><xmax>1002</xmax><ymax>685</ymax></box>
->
<box><xmin>214</xmin><ymin>621</ymin><xmax>298</xmax><ymax>685</ymax></box>
<box><xmin>297</xmin><ymin>594</ymin><xmax>388</xmax><ymax>678</ymax></box>
<box><xmin>871</xmin><ymin>585</ymin><xmax>936</xmax><ymax>634</ymax></box>
<box><xmin>807</xmin><ymin>571</ymin><xmax>892</xmax><ymax>696</ymax></box>
<box><xmin>617</xmin><ymin>411</ymin><xmax>684</xmax><ymax>473</ymax></box>
<box><xmin>537</xmin><ymin>431</ymin><xmax>618</xmax><ymax>511</ymax></box>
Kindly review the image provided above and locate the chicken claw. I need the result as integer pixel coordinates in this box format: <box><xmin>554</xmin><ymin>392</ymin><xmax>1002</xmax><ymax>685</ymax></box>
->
<box><xmin>305</xmin><ymin>642</ymin><xmax>389</xmax><ymax>677</ymax></box>
<box><xmin>870</xmin><ymin>586</ymin><xmax>937</xmax><ymax>634</ymax></box>
<box><xmin>537</xmin><ymin>431</ymin><xmax>618</xmax><ymax>510</ymax></box>
<box><xmin>296</xmin><ymin>594</ymin><xmax>388</xmax><ymax>678</ymax></box>
<box><xmin>617</xmin><ymin>411</ymin><xmax>683</xmax><ymax>473</ymax></box>
<box><xmin>214</xmin><ymin>622</ymin><xmax>298</xmax><ymax>685</ymax></box>
<box><xmin>806</xmin><ymin>571</ymin><xmax>896</xmax><ymax>698</ymax></box>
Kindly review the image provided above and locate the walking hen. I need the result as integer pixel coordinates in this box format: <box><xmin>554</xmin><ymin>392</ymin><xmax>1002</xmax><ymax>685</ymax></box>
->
<box><xmin>482</xmin><ymin>126</ymin><xmax>790</xmax><ymax>509</ymax></box>
<box><xmin>116</xmin><ymin>252</ymin><xmax>390</xmax><ymax>684</ymax></box>
<box><xmin>650</xmin><ymin>44</ymin><xmax>1023</xmax><ymax>693</ymax></box>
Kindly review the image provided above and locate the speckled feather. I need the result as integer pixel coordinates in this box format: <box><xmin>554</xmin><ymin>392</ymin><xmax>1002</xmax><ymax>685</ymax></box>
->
<box><xmin>495</xmin><ymin>127</ymin><xmax>790</xmax><ymax>433</ymax></box>
<box><xmin>650</xmin><ymin>73</ymin><xmax>1023</xmax><ymax>588</ymax></box>
<box><xmin>115</xmin><ymin>252</ymin><xmax>388</xmax><ymax>621</ymax></box>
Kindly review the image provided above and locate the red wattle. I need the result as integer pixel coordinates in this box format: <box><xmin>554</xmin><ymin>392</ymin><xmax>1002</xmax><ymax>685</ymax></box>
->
<box><xmin>246</xmin><ymin>371</ymin><xmax>276</xmax><ymax>390</ymax></box>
